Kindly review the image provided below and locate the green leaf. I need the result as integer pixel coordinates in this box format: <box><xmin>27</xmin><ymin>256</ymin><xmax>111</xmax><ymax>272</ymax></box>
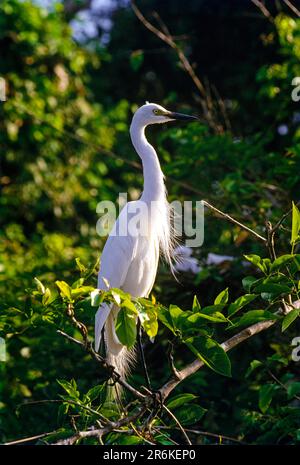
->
<box><xmin>282</xmin><ymin>308</ymin><xmax>300</xmax><ymax>332</ymax></box>
<box><xmin>121</xmin><ymin>299</ymin><xmax>138</xmax><ymax>315</ymax></box>
<box><xmin>130</xmin><ymin>50</ymin><xmax>144</xmax><ymax>71</ymax></box>
<box><xmin>287</xmin><ymin>382</ymin><xmax>300</xmax><ymax>400</ymax></box>
<box><xmin>111</xmin><ymin>289</ymin><xmax>122</xmax><ymax>305</ymax></box>
<box><xmin>228</xmin><ymin>294</ymin><xmax>257</xmax><ymax>317</ymax></box>
<box><xmin>90</xmin><ymin>289</ymin><xmax>101</xmax><ymax>307</ymax></box>
<box><xmin>242</xmin><ymin>276</ymin><xmax>260</xmax><ymax>292</ymax></box>
<box><xmin>115</xmin><ymin>435</ymin><xmax>144</xmax><ymax>445</ymax></box>
<box><xmin>291</xmin><ymin>201</ymin><xmax>300</xmax><ymax>245</ymax></box>
<box><xmin>254</xmin><ymin>282</ymin><xmax>291</xmax><ymax>299</ymax></box>
<box><xmin>172</xmin><ymin>404</ymin><xmax>207</xmax><ymax>426</ymax></box>
<box><xmin>140</xmin><ymin>307</ymin><xmax>158</xmax><ymax>339</ymax></box>
<box><xmin>214</xmin><ymin>288</ymin><xmax>229</xmax><ymax>305</ymax></box>
<box><xmin>169</xmin><ymin>305</ymin><xmax>184</xmax><ymax>327</ymax></box>
<box><xmin>188</xmin><ymin>311</ymin><xmax>227</xmax><ymax>324</ymax></box>
<box><xmin>157</xmin><ymin>305</ymin><xmax>174</xmax><ymax>333</ymax></box>
<box><xmin>75</xmin><ymin>257</ymin><xmax>87</xmax><ymax>275</ymax></box>
<box><xmin>259</xmin><ymin>384</ymin><xmax>277</xmax><ymax>413</ymax></box>
<box><xmin>115</xmin><ymin>308</ymin><xmax>137</xmax><ymax>348</ymax></box>
<box><xmin>166</xmin><ymin>393</ymin><xmax>198</xmax><ymax>410</ymax></box>
<box><xmin>244</xmin><ymin>255</ymin><xmax>270</xmax><ymax>274</ymax></box>
<box><xmin>192</xmin><ymin>295</ymin><xmax>201</xmax><ymax>311</ymax></box>
<box><xmin>71</xmin><ymin>286</ymin><xmax>94</xmax><ymax>298</ymax></box>
<box><xmin>245</xmin><ymin>359</ymin><xmax>263</xmax><ymax>378</ymax></box>
<box><xmin>270</xmin><ymin>254</ymin><xmax>295</xmax><ymax>272</ymax></box>
<box><xmin>55</xmin><ymin>281</ymin><xmax>72</xmax><ymax>301</ymax></box>
<box><xmin>34</xmin><ymin>277</ymin><xmax>45</xmax><ymax>295</ymax></box>
<box><xmin>71</xmin><ymin>278</ymin><xmax>85</xmax><ymax>289</ymax></box>
<box><xmin>86</xmin><ymin>384</ymin><xmax>105</xmax><ymax>402</ymax></box>
<box><xmin>185</xmin><ymin>336</ymin><xmax>231</xmax><ymax>377</ymax></box>
<box><xmin>57</xmin><ymin>379</ymin><xmax>79</xmax><ymax>400</ymax></box>
<box><xmin>233</xmin><ymin>310</ymin><xmax>278</xmax><ymax>328</ymax></box>
<box><xmin>42</xmin><ymin>287</ymin><xmax>51</xmax><ymax>306</ymax></box>
<box><xmin>200</xmin><ymin>304</ymin><xmax>226</xmax><ymax>315</ymax></box>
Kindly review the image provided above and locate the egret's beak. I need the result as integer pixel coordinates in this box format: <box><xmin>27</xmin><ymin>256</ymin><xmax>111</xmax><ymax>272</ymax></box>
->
<box><xmin>167</xmin><ymin>111</ymin><xmax>199</xmax><ymax>122</ymax></box>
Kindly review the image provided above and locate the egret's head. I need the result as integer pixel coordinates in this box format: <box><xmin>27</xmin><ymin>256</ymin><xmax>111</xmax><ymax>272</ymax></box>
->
<box><xmin>132</xmin><ymin>102</ymin><xmax>199</xmax><ymax>127</ymax></box>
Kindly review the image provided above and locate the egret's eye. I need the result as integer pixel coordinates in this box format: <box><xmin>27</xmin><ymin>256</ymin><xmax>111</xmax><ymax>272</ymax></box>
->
<box><xmin>153</xmin><ymin>109</ymin><xmax>160</xmax><ymax>115</ymax></box>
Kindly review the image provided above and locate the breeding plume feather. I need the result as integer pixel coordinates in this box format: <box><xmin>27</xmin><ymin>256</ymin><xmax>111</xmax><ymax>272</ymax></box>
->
<box><xmin>95</xmin><ymin>102</ymin><xmax>198</xmax><ymax>396</ymax></box>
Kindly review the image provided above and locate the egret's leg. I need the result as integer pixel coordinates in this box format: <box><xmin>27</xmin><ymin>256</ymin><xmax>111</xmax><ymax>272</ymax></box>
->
<box><xmin>137</xmin><ymin>319</ymin><xmax>151</xmax><ymax>390</ymax></box>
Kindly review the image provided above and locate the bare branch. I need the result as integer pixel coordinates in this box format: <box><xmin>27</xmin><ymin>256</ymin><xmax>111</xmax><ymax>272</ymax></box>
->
<box><xmin>4</xmin><ymin>432</ymin><xmax>57</xmax><ymax>446</ymax></box>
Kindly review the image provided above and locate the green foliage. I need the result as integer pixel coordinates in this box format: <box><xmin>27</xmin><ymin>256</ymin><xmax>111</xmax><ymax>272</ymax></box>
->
<box><xmin>1</xmin><ymin>0</ymin><xmax>300</xmax><ymax>446</ymax></box>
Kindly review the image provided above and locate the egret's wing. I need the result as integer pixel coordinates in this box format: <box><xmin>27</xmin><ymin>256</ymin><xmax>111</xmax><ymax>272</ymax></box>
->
<box><xmin>95</xmin><ymin>203</ymin><xmax>139</xmax><ymax>351</ymax></box>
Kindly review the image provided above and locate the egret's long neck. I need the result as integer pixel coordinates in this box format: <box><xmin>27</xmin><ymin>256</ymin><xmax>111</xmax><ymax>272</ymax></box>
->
<box><xmin>130</xmin><ymin>120</ymin><xmax>165</xmax><ymax>201</ymax></box>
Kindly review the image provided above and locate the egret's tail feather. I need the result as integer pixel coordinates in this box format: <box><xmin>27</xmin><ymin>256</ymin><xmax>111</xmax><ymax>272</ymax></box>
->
<box><xmin>97</xmin><ymin>307</ymin><xmax>136</xmax><ymax>401</ymax></box>
<box><xmin>95</xmin><ymin>302</ymin><xmax>111</xmax><ymax>352</ymax></box>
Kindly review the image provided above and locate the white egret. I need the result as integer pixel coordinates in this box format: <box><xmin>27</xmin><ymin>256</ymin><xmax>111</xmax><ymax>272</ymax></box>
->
<box><xmin>95</xmin><ymin>102</ymin><xmax>198</xmax><ymax>390</ymax></box>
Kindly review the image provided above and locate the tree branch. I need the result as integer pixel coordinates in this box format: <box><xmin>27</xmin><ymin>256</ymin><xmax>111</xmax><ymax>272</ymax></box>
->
<box><xmin>251</xmin><ymin>0</ymin><xmax>274</xmax><ymax>22</ymax></box>
<box><xmin>159</xmin><ymin>319</ymin><xmax>276</xmax><ymax>400</ymax></box>
<box><xmin>54</xmin><ymin>405</ymin><xmax>147</xmax><ymax>445</ymax></box>
<box><xmin>157</xmin><ymin>426</ymin><xmax>246</xmax><ymax>444</ymax></box>
<box><xmin>203</xmin><ymin>200</ymin><xmax>267</xmax><ymax>243</ymax></box>
<box><xmin>49</xmin><ymin>307</ymin><xmax>284</xmax><ymax>445</ymax></box>
<box><xmin>57</xmin><ymin>330</ymin><xmax>145</xmax><ymax>401</ymax></box>
<box><xmin>282</xmin><ymin>0</ymin><xmax>300</xmax><ymax>17</ymax></box>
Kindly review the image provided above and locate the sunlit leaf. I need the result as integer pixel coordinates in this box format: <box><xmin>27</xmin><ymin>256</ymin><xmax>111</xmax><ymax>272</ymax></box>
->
<box><xmin>282</xmin><ymin>308</ymin><xmax>300</xmax><ymax>332</ymax></box>
<box><xmin>115</xmin><ymin>308</ymin><xmax>137</xmax><ymax>348</ymax></box>
<box><xmin>185</xmin><ymin>336</ymin><xmax>231</xmax><ymax>377</ymax></box>
<box><xmin>214</xmin><ymin>288</ymin><xmax>229</xmax><ymax>305</ymax></box>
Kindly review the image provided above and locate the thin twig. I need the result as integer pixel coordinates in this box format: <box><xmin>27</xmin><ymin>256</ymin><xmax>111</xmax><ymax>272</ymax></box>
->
<box><xmin>157</xmin><ymin>426</ymin><xmax>246</xmax><ymax>444</ymax></box>
<box><xmin>268</xmin><ymin>369</ymin><xmax>300</xmax><ymax>401</ymax></box>
<box><xmin>265</xmin><ymin>220</ymin><xmax>276</xmax><ymax>260</ymax></box>
<box><xmin>251</xmin><ymin>0</ymin><xmax>274</xmax><ymax>22</ymax></box>
<box><xmin>203</xmin><ymin>200</ymin><xmax>267</xmax><ymax>243</ymax></box>
<box><xmin>137</xmin><ymin>319</ymin><xmax>152</xmax><ymax>390</ymax></box>
<box><xmin>4</xmin><ymin>432</ymin><xmax>58</xmax><ymax>446</ymax></box>
<box><xmin>167</xmin><ymin>342</ymin><xmax>181</xmax><ymax>380</ymax></box>
<box><xmin>162</xmin><ymin>404</ymin><xmax>192</xmax><ymax>445</ymax></box>
<box><xmin>282</xmin><ymin>0</ymin><xmax>300</xmax><ymax>17</ymax></box>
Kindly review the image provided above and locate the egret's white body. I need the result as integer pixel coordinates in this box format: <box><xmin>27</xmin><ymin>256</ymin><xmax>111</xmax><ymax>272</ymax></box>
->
<box><xmin>95</xmin><ymin>102</ymin><xmax>197</xmax><ymax>384</ymax></box>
